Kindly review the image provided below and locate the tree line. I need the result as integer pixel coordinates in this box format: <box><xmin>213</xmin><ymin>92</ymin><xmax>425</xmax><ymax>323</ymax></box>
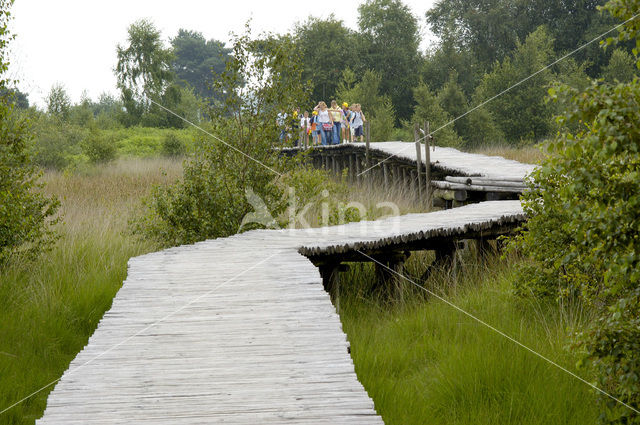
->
<box><xmin>16</xmin><ymin>0</ymin><xmax>638</xmax><ymax>149</ymax></box>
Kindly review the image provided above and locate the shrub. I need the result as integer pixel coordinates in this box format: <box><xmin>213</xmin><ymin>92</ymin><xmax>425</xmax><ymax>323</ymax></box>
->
<box><xmin>162</xmin><ymin>133</ymin><xmax>185</xmax><ymax>157</ymax></box>
<box><xmin>511</xmin><ymin>1</ymin><xmax>640</xmax><ymax>421</ymax></box>
<box><xmin>82</xmin><ymin>129</ymin><xmax>117</xmax><ymax>164</ymax></box>
<box><xmin>31</xmin><ymin>115</ymin><xmax>87</xmax><ymax>169</ymax></box>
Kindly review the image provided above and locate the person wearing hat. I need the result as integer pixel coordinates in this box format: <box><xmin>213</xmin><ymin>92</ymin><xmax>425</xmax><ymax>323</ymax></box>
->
<box><xmin>329</xmin><ymin>100</ymin><xmax>343</xmax><ymax>145</ymax></box>
<box><xmin>341</xmin><ymin>102</ymin><xmax>351</xmax><ymax>143</ymax></box>
<box><xmin>310</xmin><ymin>110</ymin><xmax>321</xmax><ymax>146</ymax></box>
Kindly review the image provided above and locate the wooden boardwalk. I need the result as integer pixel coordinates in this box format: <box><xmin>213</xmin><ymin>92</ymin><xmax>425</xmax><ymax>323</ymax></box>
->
<box><xmin>283</xmin><ymin>141</ymin><xmax>535</xmax><ymax>180</ymax></box>
<box><xmin>37</xmin><ymin>201</ymin><xmax>525</xmax><ymax>424</ymax></box>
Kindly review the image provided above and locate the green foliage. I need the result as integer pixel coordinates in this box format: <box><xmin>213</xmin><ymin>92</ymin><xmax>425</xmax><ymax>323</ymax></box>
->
<box><xmin>294</xmin><ymin>16</ymin><xmax>355</xmax><ymax>103</ymax></box>
<box><xmin>29</xmin><ymin>110</ymin><xmax>194</xmax><ymax>169</ymax></box>
<box><xmin>358</xmin><ymin>0</ymin><xmax>420</xmax><ymax>121</ymax></box>
<box><xmin>427</xmin><ymin>0</ymin><xmax>609</xmax><ymax>72</ymax></box>
<box><xmin>336</xmin><ymin>69</ymin><xmax>396</xmax><ymax>142</ymax></box>
<box><xmin>437</xmin><ymin>72</ymin><xmax>483</xmax><ymax>145</ymax></box>
<box><xmin>412</xmin><ymin>82</ymin><xmax>462</xmax><ymax>147</ymax></box>
<box><xmin>81</xmin><ymin>128</ymin><xmax>117</xmax><ymax>164</ymax></box>
<box><xmin>421</xmin><ymin>31</ymin><xmax>481</xmax><ymax>96</ymax></box>
<box><xmin>162</xmin><ymin>133</ymin><xmax>185</xmax><ymax>157</ymax></box>
<box><xmin>170</xmin><ymin>29</ymin><xmax>231</xmax><ymax>101</ymax></box>
<box><xmin>0</xmin><ymin>0</ymin><xmax>59</xmax><ymax>267</ymax></box>
<box><xmin>555</xmin><ymin>58</ymin><xmax>591</xmax><ymax>92</ymax></box>
<box><xmin>69</xmin><ymin>91</ymin><xmax>94</xmax><ymax>126</ymax></box>
<box><xmin>136</xmin><ymin>29</ymin><xmax>313</xmax><ymax>246</ymax></box>
<box><xmin>115</xmin><ymin>19</ymin><xmax>174</xmax><ymax>126</ymax></box>
<box><xmin>474</xmin><ymin>26</ymin><xmax>556</xmax><ymax>143</ymax></box>
<box><xmin>116</xmin><ymin>19</ymin><xmax>174</xmax><ymax>102</ymax></box>
<box><xmin>31</xmin><ymin>114</ymin><xmax>87</xmax><ymax>169</ymax></box>
<box><xmin>370</xmin><ymin>98</ymin><xmax>396</xmax><ymax>142</ymax></box>
<box><xmin>602</xmin><ymin>48</ymin><xmax>638</xmax><ymax>83</ymax></box>
<box><xmin>0</xmin><ymin>86</ymin><xmax>28</xmax><ymax>109</ymax></box>
<box><xmin>515</xmin><ymin>77</ymin><xmax>640</xmax><ymax>422</ymax></box>
<box><xmin>45</xmin><ymin>83</ymin><xmax>71</xmax><ymax>121</ymax></box>
<box><xmin>513</xmin><ymin>2</ymin><xmax>640</xmax><ymax>421</ymax></box>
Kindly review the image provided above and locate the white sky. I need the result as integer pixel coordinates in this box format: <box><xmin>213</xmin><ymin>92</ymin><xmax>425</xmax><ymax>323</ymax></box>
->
<box><xmin>8</xmin><ymin>0</ymin><xmax>438</xmax><ymax>107</ymax></box>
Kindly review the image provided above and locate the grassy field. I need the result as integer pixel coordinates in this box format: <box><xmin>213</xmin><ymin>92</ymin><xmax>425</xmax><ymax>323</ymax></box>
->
<box><xmin>0</xmin><ymin>158</ymin><xmax>181</xmax><ymax>424</ymax></box>
<box><xmin>337</xmin><ymin>253</ymin><xmax>599</xmax><ymax>424</ymax></box>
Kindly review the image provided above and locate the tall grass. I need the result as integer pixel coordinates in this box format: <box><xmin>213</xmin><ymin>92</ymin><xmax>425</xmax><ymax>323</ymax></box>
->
<box><xmin>472</xmin><ymin>144</ymin><xmax>545</xmax><ymax>164</ymax></box>
<box><xmin>295</xmin><ymin>173</ymin><xmax>430</xmax><ymax>228</ymax></box>
<box><xmin>337</xmin><ymin>252</ymin><xmax>599</xmax><ymax>425</ymax></box>
<box><xmin>0</xmin><ymin>158</ymin><xmax>181</xmax><ymax>425</ymax></box>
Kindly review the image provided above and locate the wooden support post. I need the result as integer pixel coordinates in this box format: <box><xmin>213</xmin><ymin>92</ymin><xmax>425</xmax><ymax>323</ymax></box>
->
<box><xmin>419</xmin><ymin>241</ymin><xmax>458</xmax><ymax>282</ymax></box>
<box><xmin>410</xmin><ymin>170</ymin><xmax>416</xmax><ymax>193</ymax></box>
<box><xmin>365</xmin><ymin>121</ymin><xmax>371</xmax><ymax>169</ymax></box>
<box><xmin>355</xmin><ymin>154</ymin><xmax>361</xmax><ymax>183</ymax></box>
<box><xmin>319</xmin><ymin>263</ymin><xmax>339</xmax><ymax>293</ymax></box>
<box><xmin>389</xmin><ymin>251</ymin><xmax>409</xmax><ymax>302</ymax></box>
<box><xmin>332</xmin><ymin>155</ymin><xmax>337</xmax><ymax>174</ymax></box>
<box><xmin>348</xmin><ymin>154</ymin><xmax>354</xmax><ymax>181</ymax></box>
<box><xmin>414</xmin><ymin>123</ymin><xmax>423</xmax><ymax>200</ymax></box>
<box><xmin>476</xmin><ymin>237</ymin><xmax>495</xmax><ymax>260</ymax></box>
<box><xmin>372</xmin><ymin>251</ymin><xmax>410</xmax><ymax>301</ymax></box>
<box><xmin>424</xmin><ymin>121</ymin><xmax>431</xmax><ymax>206</ymax></box>
<box><xmin>435</xmin><ymin>241</ymin><xmax>457</xmax><ymax>269</ymax></box>
<box><xmin>382</xmin><ymin>162</ymin><xmax>389</xmax><ymax>189</ymax></box>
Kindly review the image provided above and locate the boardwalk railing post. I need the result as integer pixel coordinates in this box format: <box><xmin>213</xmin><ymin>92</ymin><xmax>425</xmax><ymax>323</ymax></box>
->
<box><xmin>424</xmin><ymin>121</ymin><xmax>431</xmax><ymax>207</ymax></box>
<box><xmin>414</xmin><ymin>123</ymin><xmax>423</xmax><ymax>200</ymax></box>
<box><xmin>365</xmin><ymin>121</ymin><xmax>371</xmax><ymax>188</ymax></box>
<box><xmin>365</xmin><ymin>121</ymin><xmax>371</xmax><ymax>167</ymax></box>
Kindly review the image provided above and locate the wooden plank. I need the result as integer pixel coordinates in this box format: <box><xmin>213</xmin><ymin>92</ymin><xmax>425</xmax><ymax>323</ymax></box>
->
<box><xmin>424</xmin><ymin>121</ymin><xmax>431</xmax><ymax>204</ymax></box>
<box><xmin>432</xmin><ymin>180</ymin><xmax>525</xmax><ymax>193</ymax></box>
<box><xmin>445</xmin><ymin>176</ymin><xmax>527</xmax><ymax>188</ymax></box>
<box><xmin>414</xmin><ymin>123</ymin><xmax>423</xmax><ymax>199</ymax></box>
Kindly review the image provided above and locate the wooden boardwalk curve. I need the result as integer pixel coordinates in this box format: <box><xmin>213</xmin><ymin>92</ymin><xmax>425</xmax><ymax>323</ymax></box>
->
<box><xmin>283</xmin><ymin>141</ymin><xmax>535</xmax><ymax>180</ymax></box>
<box><xmin>37</xmin><ymin>201</ymin><xmax>525</xmax><ymax>424</ymax></box>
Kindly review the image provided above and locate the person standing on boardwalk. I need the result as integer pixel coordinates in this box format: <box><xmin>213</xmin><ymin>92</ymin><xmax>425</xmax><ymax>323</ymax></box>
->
<box><xmin>290</xmin><ymin>109</ymin><xmax>299</xmax><ymax>146</ymax></box>
<box><xmin>310</xmin><ymin>110</ymin><xmax>320</xmax><ymax>146</ymax></box>
<box><xmin>350</xmin><ymin>104</ymin><xmax>366</xmax><ymax>143</ymax></box>
<box><xmin>300</xmin><ymin>111</ymin><xmax>311</xmax><ymax>148</ymax></box>
<box><xmin>329</xmin><ymin>100</ymin><xmax>343</xmax><ymax>145</ymax></box>
<box><xmin>314</xmin><ymin>101</ymin><xmax>333</xmax><ymax>146</ymax></box>
<box><xmin>341</xmin><ymin>102</ymin><xmax>351</xmax><ymax>143</ymax></box>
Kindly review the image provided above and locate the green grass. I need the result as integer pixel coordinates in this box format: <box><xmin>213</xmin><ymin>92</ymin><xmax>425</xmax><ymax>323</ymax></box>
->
<box><xmin>0</xmin><ymin>158</ymin><xmax>180</xmax><ymax>424</ymax></box>
<box><xmin>0</xmin><ymin>231</ymin><xmax>151</xmax><ymax>424</ymax></box>
<box><xmin>337</xmin><ymin>254</ymin><xmax>599</xmax><ymax>425</ymax></box>
<box><xmin>106</xmin><ymin>126</ymin><xmax>196</xmax><ymax>157</ymax></box>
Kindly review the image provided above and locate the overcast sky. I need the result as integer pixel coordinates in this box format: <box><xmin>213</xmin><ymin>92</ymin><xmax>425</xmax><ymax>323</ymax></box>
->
<box><xmin>8</xmin><ymin>0</ymin><xmax>438</xmax><ymax>107</ymax></box>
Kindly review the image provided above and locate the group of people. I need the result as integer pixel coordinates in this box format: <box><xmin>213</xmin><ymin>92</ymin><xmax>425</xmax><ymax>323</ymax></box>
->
<box><xmin>279</xmin><ymin>101</ymin><xmax>366</xmax><ymax>147</ymax></box>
